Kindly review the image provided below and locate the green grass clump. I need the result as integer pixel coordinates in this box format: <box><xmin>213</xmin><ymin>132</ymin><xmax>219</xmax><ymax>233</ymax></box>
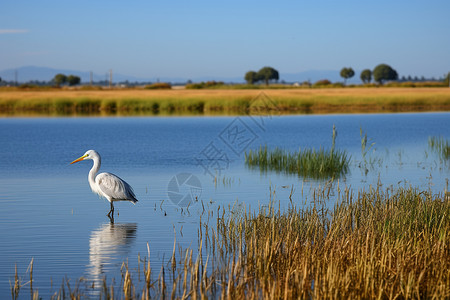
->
<box><xmin>116</xmin><ymin>98</ymin><xmax>160</xmax><ymax>114</ymax></box>
<box><xmin>245</xmin><ymin>125</ymin><xmax>349</xmax><ymax>179</ymax></box>
<box><xmin>245</xmin><ymin>145</ymin><xmax>350</xmax><ymax>179</ymax></box>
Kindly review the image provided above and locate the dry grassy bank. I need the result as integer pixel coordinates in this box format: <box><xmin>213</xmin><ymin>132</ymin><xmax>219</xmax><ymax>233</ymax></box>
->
<box><xmin>0</xmin><ymin>87</ymin><xmax>449</xmax><ymax>116</ymax></box>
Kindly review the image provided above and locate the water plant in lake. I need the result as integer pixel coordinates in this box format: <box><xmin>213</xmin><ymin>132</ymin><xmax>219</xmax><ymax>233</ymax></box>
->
<box><xmin>358</xmin><ymin>126</ymin><xmax>379</xmax><ymax>175</ymax></box>
<box><xmin>428</xmin><ymin>136</ymin><xmax>450</xmax><ymax>160</ymax></box>
<box><xmin>360</xmin><ymin>126</ymin><xmax>376</xmax><ymax>163</ymax></box>
<box><xmin>245</xmin><ymin>125</ymin><xmax>350</xmax><ymax>179</ymax></box>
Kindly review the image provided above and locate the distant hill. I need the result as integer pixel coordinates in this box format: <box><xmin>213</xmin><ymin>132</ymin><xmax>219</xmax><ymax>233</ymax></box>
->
<box><xmin>280</xmin><ymin>70</ymin><xmax>360</xmax><ymax>84</ymax></box>
<box><xmin>0</xmin><ymin>66</ymin><xmax>148</xmax><ymax>83</ymax></box>
<box><xmin>0</xmin><ymin>66</ymin><xmax>362</xmax><ymax>84</ymax></box>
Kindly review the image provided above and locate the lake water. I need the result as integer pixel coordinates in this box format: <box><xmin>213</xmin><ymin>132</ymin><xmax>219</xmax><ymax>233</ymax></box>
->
<box><xmin>0</xmin><ymin>113</ymin><xmax>449</xmax><ymax>298</ymax></box>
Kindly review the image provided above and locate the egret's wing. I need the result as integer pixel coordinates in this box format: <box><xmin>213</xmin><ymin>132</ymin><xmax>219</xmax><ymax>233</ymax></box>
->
<box><xmin>96</xmin><ymin>172</ymin><xmax>138</xmax><ymax>203</ymax></box>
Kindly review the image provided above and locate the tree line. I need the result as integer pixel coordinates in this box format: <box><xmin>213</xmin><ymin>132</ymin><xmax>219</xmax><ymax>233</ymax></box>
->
<box><xmin>1</xmin><ymin>66</ymin><xmax>448</xmax><ymax>88</ymax></box>
<box><xmin>245</xmin><ymin>67</ymin><xmax>279</xmax><ymax>85</ymax></box>
<box><xmin>244</xmin><ymin>64</ymin><xmax>402</xmax><ymax>85</ymax></box>
<box><xmin>53</xmin><ymin>73</ymin><xmax>81</xmax><ymax>87</ymax></box>
<box><xmin>340</xmin><ymin>64</ymin><xmax>398</xmax><ymax>85</ymax></box>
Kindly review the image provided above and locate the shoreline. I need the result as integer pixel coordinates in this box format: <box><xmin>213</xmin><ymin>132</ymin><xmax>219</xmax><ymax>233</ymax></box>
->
<box><xmin>1</xmin><ymin>87</ymin><xmax>449</xmax><ymax>116</ymax></box>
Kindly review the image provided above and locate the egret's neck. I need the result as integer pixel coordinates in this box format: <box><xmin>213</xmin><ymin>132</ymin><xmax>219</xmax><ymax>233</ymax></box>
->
<box><xmin>88</xmin><ymin>156</ymin><xmax>101</xmax><ymax>192</ymax></box>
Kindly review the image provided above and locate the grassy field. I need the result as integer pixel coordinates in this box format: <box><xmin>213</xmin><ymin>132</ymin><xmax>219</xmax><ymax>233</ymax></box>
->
<box><xmin>0</xmin><ymin>87</ymin><xmax>449</xmax><ymax>116</ymax></box>
<box><xmin>12</xmin><ymin>185</ymin><xmax>449</xmax><ymax>299</ymax></box>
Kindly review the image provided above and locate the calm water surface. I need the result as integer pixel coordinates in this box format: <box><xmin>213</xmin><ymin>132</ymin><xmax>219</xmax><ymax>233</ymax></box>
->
<box><xmin>0</xmin><ymin>113</ymin><xmax>449</xmax><ymax>298</ymax></box>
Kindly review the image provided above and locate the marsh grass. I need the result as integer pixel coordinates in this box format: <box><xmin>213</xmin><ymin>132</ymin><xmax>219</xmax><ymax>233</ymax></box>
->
<box><xmin>1</xmin><ymin>88</ymin><xmax>449</xmax><ymax>116</ymax></box>
<box><xmin>11</xmin><ymin>185</ymin><xmax>449</xmax><ymax>299</ymax></box>
<box><xmin>210</xmin><ymin>186</ymin><xmax>450</xmax><ymax>299</ymax></box>
<box><xmin>360</xmin><ymin>126</ymin><xmax>375</xmax><ymax>162</ymax></box>
<box><xmin>245</xmin><ymin>145</ymin><xmax>350</xmax><ymax>179</ymax></box>
<box><xmin>245</xmin><ymin>125</ymin><xmax>350</xmax><ymax>179</ymax></box>
<box><xmin>429</xmin><ymin>136</ymin><xmax>450</xmax><ymax>160</ymax></box>
<box><xmin>10</xmin><ymin>259</ymin><xmax>36</xmax><ymax>300</ymax></box>
<box><xmin>357</xmin><ymin>126</ymin><xmax>384</xmax><ymax>176</ymax></box>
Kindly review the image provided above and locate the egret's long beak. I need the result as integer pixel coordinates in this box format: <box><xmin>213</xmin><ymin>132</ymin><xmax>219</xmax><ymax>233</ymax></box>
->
<box><xmin>70</xmin><ymin>154</ymin><xmax>88</xmax><ymax>164</ymax></box>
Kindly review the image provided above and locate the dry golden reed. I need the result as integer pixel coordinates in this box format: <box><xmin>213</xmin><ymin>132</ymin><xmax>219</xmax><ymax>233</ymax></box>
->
<box><xmin>11</xmin><ymin>184</ymin><xmax>449</xmax><ymax>299</ymax></box>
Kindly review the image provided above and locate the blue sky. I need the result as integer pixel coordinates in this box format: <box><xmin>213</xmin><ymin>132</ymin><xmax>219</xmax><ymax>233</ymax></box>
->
<box><xmin>1</xmin><ymin>0</ymin><xmax>449</xmax><ymax>80</ymax></box>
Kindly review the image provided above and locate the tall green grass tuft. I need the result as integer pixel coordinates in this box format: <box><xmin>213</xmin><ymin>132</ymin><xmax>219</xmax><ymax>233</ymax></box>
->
<box><xmin>245</xmin><ymin>145</ymin><xmax>350</xmax><ymax>179</ymax></box>
<box><xmin>245</xmin><ymin>125</ymin><xmax>349</xmax><ymax>179</ymax></box>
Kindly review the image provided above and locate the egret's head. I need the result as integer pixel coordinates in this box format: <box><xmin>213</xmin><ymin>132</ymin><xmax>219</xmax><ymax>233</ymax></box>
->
<box><xmin>70</xmin><ymin>150</ymin><xmax>98</xmax><ymax>164</ymax></box>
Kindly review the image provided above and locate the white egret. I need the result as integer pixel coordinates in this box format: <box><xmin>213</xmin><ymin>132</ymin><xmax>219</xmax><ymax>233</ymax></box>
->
<box><xmin>70</xmin><ymin>150</ymin><xmax>138</xmax><ymax>219</ymax></box>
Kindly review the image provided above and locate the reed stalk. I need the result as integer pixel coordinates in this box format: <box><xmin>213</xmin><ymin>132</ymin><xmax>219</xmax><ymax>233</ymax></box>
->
<box><xmin>9</xmin><ymin>185</ymin><xmax>449</xmax><ymax>299</ymax></box>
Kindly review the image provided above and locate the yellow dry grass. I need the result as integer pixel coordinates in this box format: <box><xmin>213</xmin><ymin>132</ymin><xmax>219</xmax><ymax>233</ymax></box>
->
<box><xmin>1</xmin><ymin>86</ymin><xmax>448</xmax><ymax>99</ymax></box>
<box><xmin>11</xmin><ymin>185</ymin><xmax>450</xmax><ymax>299</ymax></box>
<box><xmin>0</xmin><ymin>87</ymin><xmax>449</xmax><ymax>115</ymax></box>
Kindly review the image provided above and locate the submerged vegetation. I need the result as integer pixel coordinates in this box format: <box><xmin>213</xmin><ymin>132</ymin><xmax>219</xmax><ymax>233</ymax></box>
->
<box><xmin>0</xmin><ymin>87</ymin><xmax>449</xmax><ymax>116</ymax></box>
<box><xmin>11</xmin><ymin>185</ymin><xmax>450</xmax><ymax>299</ymax></box>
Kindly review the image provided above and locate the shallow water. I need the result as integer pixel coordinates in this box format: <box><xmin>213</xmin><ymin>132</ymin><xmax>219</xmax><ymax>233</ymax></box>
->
<box><xmin>0</xmin><ymin>113</ymin><xmax>448</xmax><ymax>298</ymax></box>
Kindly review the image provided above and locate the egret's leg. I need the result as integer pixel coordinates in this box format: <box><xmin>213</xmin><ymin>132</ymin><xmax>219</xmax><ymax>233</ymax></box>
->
<box><xmin>107</xmin><ymin>213</ymin><xmax>114</xmax><ymax>223</ymax></box>
<box><xmin>107</xmin><ymin>202</ymin><xmax>114</xmax><ymax>223</ymax></box>
<box><xmin>107</xmin><ymin>202</ymin><xmax>115</xmax><ymax>217</ymax></box>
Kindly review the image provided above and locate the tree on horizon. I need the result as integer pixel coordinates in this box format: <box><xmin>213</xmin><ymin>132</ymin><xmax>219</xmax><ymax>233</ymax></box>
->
<box><xmin>53</xmin><ymin>73</ymin><xmax>67</xmax><ymax>87</ymax></box>
<box><xmin>257</xmin><ymin>66</ymin><xmax>279</xmax><ymax>86</ymax></box>
<box><xmin>360</xmin><ymin>69</ymin><xmax>372</xmax><ymax>84</ymax></box>
<box><xmin>67</xmin><ymin>75</ymin><xmax>81</xmax><ymax>86</ymax></box>
<box><xmin>373</xmin><ymin>64</ymin><xmax>398</xmax><ymax>84</ymax></box>
<box><xmin>340</xmin><ymin>67</ymin><xmax>355</xmax><ymax>85</ymax></box>
<box><xmin>245</xmin><ymin>71</ymin><xmax>258</xmax><ymax>84</ymax></box>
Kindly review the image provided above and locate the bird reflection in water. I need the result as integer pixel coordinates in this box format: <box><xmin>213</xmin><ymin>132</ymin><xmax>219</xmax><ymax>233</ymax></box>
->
<box><xmin>85</xmin><ymin>222</ymin><xmax>137</xmax><ymax>293</ymax></box>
